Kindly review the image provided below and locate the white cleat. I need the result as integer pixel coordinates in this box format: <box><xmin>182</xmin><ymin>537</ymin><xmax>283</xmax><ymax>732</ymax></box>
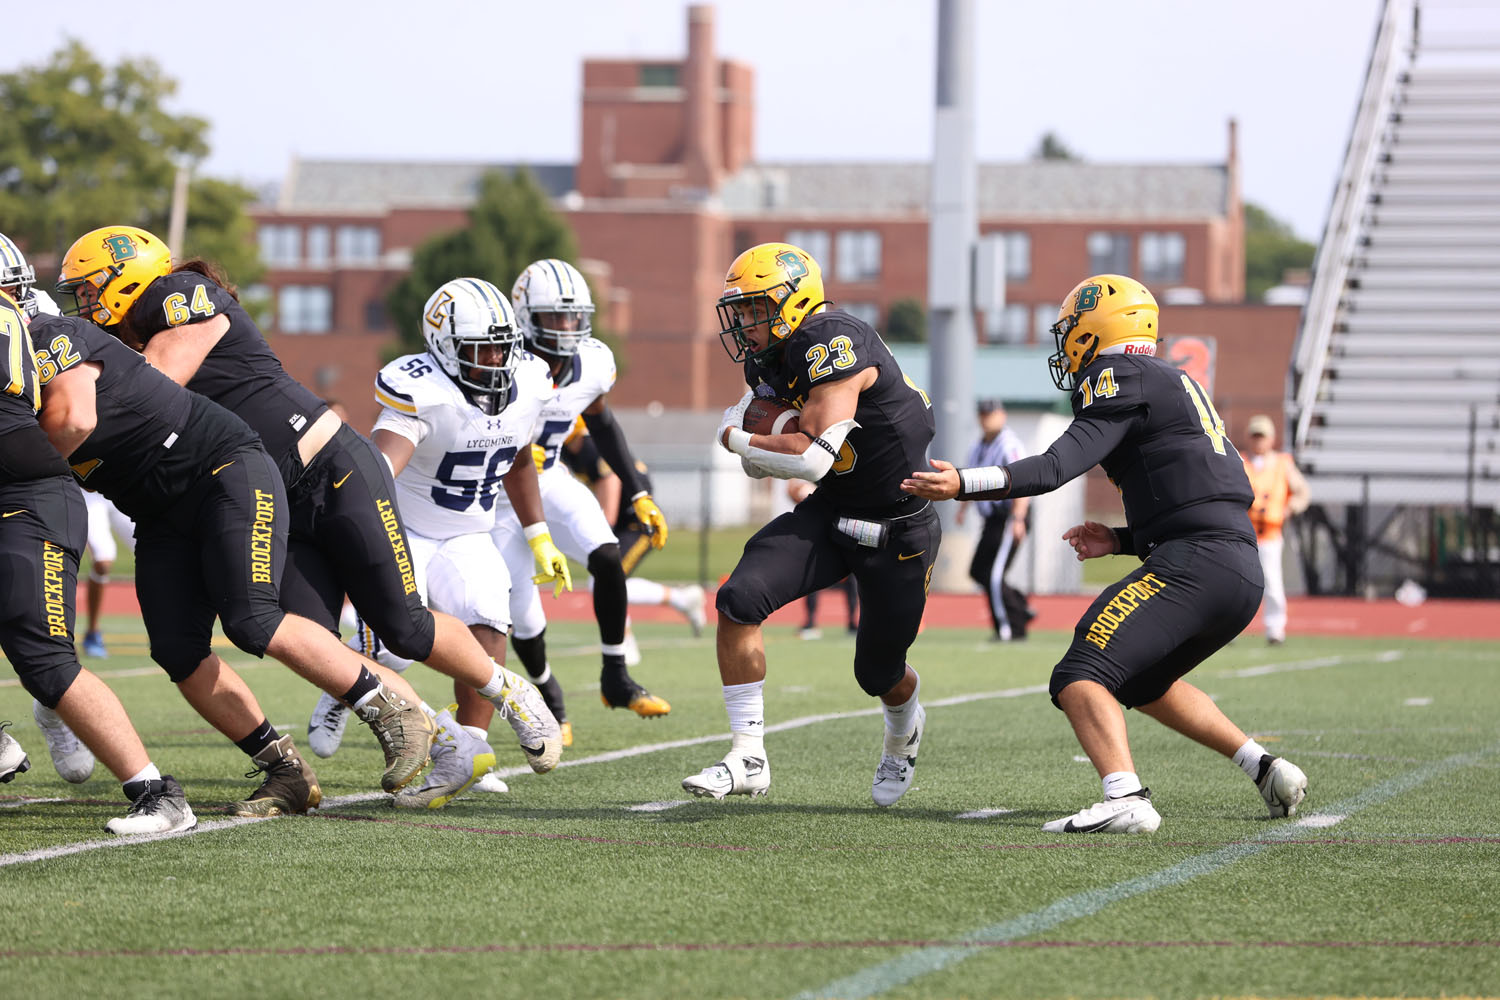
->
<box><xmin>31</xmin><ymin>700</ymin><xmax>94</xmax><ymax>783</ymax></box>
<box><xmin>475</xmin><ymin>772</ymin><xmax>510</xmax><ymax>794</ymax></box>
<box><xmin>621</xmin><ymin>629</ymin><xmax>642</xmax><ymax>668</ymax></box>
<box><xmin>105</xmin><ymin>775</ymin><xmax>197</xmax><ymax>835</ymax></box>
<box><xmin>872</xmin><ymin>703</ymin><xmax>925</xmax><ymax>807</ymax></box>
<box><xmin>0</xmin><ymin>724</ymin><xmax>30</xmax><ymax>783</ymax></box>
<box><xmin>682</xmin><ymin>750</ymin><xmax>770</xmax><ymax>800</ymax></box>
<box><xmin>670</xmin><ymin>584</ymin><xmax>708</xmax><ymax>636</ymax></box>
<box><xmin>1043</xmin><ymin>789</ymin><xmax>1161</xmax><ymax>834</ymax></box>
<box><xmin>306</xmin><ymin>691</ymin><xmax>350</xmax><ymax>759</ymax></box>
<box><xmin>394</xmin><ymin>714</ymin><xmax>496</xmax><ymax>810</ymax></box>
<box><xmin>1256</xmin><ymin>755</ymin><xmax>1308</xmax><ymax>818</ymax></box>
<box><xmin>488</xmin><ymin>663</ymin><xmax>563</xmax><ymax>774</ymax></box>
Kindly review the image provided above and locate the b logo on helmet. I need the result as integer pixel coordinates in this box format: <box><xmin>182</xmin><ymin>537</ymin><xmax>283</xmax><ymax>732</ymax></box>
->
<box><xmin>102</xmin><ymin>234</ymin><xmax>137</xmax><ymax>263</ymax></box>
<box><xmin>776</xmin><ymin>250</ymin><xmax>808</xmax><ymax>281</ymax></box>
<box><xmin>1075</xmin><ymin>284</ymin><xmax>1101</xmax><ymax>312</ymax></box>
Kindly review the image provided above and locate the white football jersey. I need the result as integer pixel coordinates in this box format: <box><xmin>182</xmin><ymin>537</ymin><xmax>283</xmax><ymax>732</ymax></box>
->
<box><xmin>373</xmin><ymin>350</ymin><xmax>552</xmax><ymax>538</ymax></box>
<box><xmin>528</xmin><ymin>336</ymin><xmax>618</xmax><ymax>474</ymax></box>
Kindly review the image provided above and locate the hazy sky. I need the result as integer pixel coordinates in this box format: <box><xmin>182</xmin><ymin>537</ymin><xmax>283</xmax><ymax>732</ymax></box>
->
<box><xmin>13</xmin><ymin>0</ymin><xmax>1388</xmax><ymax>240</ymax></box>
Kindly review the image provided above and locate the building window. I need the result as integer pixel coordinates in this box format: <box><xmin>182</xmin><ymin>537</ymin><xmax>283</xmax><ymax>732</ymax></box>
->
<box><xmin>278</xmin><ymin>285</ymin><xmax>332</xmax><ymax>334</ymax></box>
<box><xmin>785</xmin><ymin>229</ymin><xmax>830</xmax><ymax>268</ymax></box>
<box><xmin>1139</xmin><ymin>232</ymin><xmax>1185</xmax><ymax>284</ymax></box>
<box><xmin>1034</xmin><ymin>304</ymin><xmax>1059</xmax><ymax>342</ymax></box>
<box><xmin>258</xmin><ymin>224</ymin><xmax>300</xmax><ymax>267</ymax></box>
<box><xmin>835</xmin><ymin>230</ymin><xmax>882</xmax><ymax>282</ymax></box>
<box><xmin>1001</xmin><ymin>231</ymin><xmax>1030</xmax><ymax>281</ymax></box>
<box><xmin>336</xmin><ymin>225</ymin><xmax>381</xmax><ymax>264</ymax></box>
<box><xmin>1087</xmin><ymin>231</ymin><xmax>1130</xmax><ymax>275</ymax></box>
<box><xmin>364</xmin><ymin>299</ymin><xmax>388</xmax><ymax>332</ymax></box>
<box><xmin>305</xmin><ymin>225</ymin><xmax>331</xmax><ymax>266</ymax></box>
<box><xmin>983</xmin><ymin>303</ymin><xmax>1030</xmax><ymax>345</ymax></box>
<box><xmin>639</xmin><ymin>64</ymin><xmax>679</xmax><ymax>88</ymax></box>
<box><xmin>841</xmin><ymin>302</ymin><xmax>880</xmax><ymax>327</ymax></box>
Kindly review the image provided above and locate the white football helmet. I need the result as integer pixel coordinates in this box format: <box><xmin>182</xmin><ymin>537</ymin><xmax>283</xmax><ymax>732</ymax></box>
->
<box><xmin>512</xmin><ymin>259</ymin><xmax>594</xmax><ymax>358</ymax></box>
<box><xmin>421</xmin><ymin>278</ymin><xmax>523</xmax><ymax>416</ymax></box>
<box><xmin>0</xmin><ymin>232</ymin><xmax>38</xmax><ymax>315</ymax></box>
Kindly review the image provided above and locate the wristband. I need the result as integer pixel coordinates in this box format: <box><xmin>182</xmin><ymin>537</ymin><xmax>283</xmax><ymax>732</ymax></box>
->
<box><xmin>959</xmin><ymin>466</ymin><xmax>1009</xmax><ymax>497</ymax></box>
<box><xmin>523</xmin><ymin>522</ymin><xmax>550</xmax><ymax>542</ymax></box>
<box><xmin>725</xmin><ymin>427</ymin><xmax>753</xmax><ymax>456</ymax></box>
<box><xmin>629</xmin><ymin>490</ymin><xmax>649</xmax><ymax>502</ymax></box>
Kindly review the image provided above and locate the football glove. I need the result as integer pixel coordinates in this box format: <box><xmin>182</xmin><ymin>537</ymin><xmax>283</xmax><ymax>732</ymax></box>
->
<box><xmin>525</xmin><ymin>526</ymin><xmax>573</xmax><ymax>598</ymax></box>
<box><xmin>631</xmin><ymin>492</ymin><xmax>669</xmax><ymax>549</ymax></box>
<box><xmin>716</xmin><ymin>389</ymin><xmax>754</xmax><ymax>451</ymax></box>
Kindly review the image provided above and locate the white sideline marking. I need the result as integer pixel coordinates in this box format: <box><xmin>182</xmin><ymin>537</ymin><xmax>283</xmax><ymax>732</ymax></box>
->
<box><xmin>1404</xmin><ymin>697</ymin><xmax>1433</xmax><ymax>707</ymax></box>
<box><xmin>1221</xmin><ymin>649</ymin><xmax>1403</xmax><ymax>679</ymax></box>
<box><xmin>1296</xmin><ymin>814</ymin><xmax>1345</xmax><ymax>828</ymax></box>
<box><xmin>793</xmin><ymin>741</ymin><xmax>1500</xmax><ymax>1000</ymax></box>
<box><xmin>0</xmin><ymin>816</ymin><xmax>272</xmax><ymax>868</ymax></box>
<box><xmin>0</xmin><ymin>797</ymin><xmax>65</xmax><ymax>810</ymax></box>
<box><xmin>1071</xmin><ymin>755</ymin><xmax>1090</xmax><ymax>763</ymax></box>
<box><xmin>0</xmin><ymin>658</ymin><xmax>270</xmax><ymax>689</ymax></box>
<box><xmin>627</xmin><ymin>800</ymin><xmax>691</xmax><ymax>813</ymax></box>
<box><xmin>956</xmin><ymin>808</ymin><xmax>1012</xmax><ymax>820</ymax></box>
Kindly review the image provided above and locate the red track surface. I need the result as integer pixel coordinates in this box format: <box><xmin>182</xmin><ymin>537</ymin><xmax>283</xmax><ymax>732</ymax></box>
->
<box><xmin>87</xmin><ymin>583</ymin><xmax>1500</xmax><ymax>641</ymax></box>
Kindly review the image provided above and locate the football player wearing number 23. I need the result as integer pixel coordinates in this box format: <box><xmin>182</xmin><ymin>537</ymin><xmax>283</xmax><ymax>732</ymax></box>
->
<box><xmin>684</xmin><ymin>243</ymin><xmax>938</xmax><ymax>808</ymax></box>
<box><xmin>903</xmin><ymin>275</ymin><xmax>1309</xmax><ymax>834</ymax></box>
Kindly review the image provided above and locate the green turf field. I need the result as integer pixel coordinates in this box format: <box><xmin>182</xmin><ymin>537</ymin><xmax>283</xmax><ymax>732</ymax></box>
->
<box><xmin>3</xmin><ymin>618</ymin><xmax>1497</xmax><ymax>999</ymax></box>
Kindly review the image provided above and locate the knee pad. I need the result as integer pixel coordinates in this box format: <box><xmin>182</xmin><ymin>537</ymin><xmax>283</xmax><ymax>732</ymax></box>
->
<box><xmin>151</xmin><ymin>636</ymin><xmax>216</xmax><ymax>683</ymax></box>
<box><xmin>17</xmin><ymin>655</ymin><xmax>82</xmax><ymax>710</ymax></box>
<box><xmin>714</xmin><ymin>572</ymin><xmax>767</xmax><ymax>626</ymax></box>
<box><xmin>220</xmin><ymin>606</ymin><xmax>285</xmax><ymax>661</ymax></box>
<box><xmin>586</xmin><ymin>543</ymin><xmax>623</xmax><ymax>581</ymax></box>
<box><xmin>852</xmin><ymin>648</ymin><xmax>905</xmax><ymax>698</ymax></box>
<box><xmin>372</xmin><ymin>608</ymin><xmax>437</xmax><ymax>663</ymax></box>
<box><xmin>511</xmin><ymin>629</ymin><xmax>549</xmax><ymax>679</ymax></box>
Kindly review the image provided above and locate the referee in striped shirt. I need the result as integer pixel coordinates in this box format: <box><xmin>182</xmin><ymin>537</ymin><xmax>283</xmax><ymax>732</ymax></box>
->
<box><xmin>960</xmin><ymin>401</ymin><xmax>1033</xmax><ymax>640</ymax></box>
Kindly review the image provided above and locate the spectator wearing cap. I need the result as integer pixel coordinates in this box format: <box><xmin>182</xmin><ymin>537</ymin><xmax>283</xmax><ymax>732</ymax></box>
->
<box><xmin>959</xmin><ymin>401</ymin><xmax>1033</xmax><ymax>640</ymax></box>
<box><xmin>1242</xmin><ymin>414</ymin><xmax>1311</xmax><ymax>645</ymax></box>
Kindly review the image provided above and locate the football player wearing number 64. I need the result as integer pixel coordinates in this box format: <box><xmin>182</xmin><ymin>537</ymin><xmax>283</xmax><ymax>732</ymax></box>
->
<box><xmin>683</xmin><ymin>242</ymin><xmax>939</xmax><ymax>808</ymax></box>
<box><xmin>902</xmin><ymin>274</ymin><xmax>1309</xmax><ymax>834</ymax></box>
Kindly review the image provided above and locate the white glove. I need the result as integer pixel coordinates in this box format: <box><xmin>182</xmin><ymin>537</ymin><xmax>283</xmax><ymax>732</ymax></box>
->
<box><xmin>30</xmin><ymin>288</ymin><xmax>61</xmax><ymax>317</ymax></box>
<box><xmin>716</xmin><ymin>389</ymin><xmax>755</xmax><ymax>452</ymax></box>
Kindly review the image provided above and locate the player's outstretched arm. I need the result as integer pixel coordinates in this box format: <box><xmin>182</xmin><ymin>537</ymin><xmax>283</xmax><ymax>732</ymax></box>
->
<box><xmin>1061</xmin><ymin>520</ymin><xmax>1121</xmax><ymax>561</ymax></box>
<box><xmin>901</xmin><ymin>459</ymin><xmax>961</xmax><ymax>501</ymax></box>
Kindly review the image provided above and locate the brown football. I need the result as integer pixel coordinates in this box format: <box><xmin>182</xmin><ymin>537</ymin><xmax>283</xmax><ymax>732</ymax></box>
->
<box><xmin>742</xmin><ymin>398</ymin><xmax>800</xmax><ymax>435</ymax></box>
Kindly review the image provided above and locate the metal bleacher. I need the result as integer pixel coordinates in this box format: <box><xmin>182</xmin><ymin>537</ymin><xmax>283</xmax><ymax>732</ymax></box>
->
<box><xmin>1288</xmin><ymin>0</ymin><xmax>1500</xmax><ymax>594</ymax></box>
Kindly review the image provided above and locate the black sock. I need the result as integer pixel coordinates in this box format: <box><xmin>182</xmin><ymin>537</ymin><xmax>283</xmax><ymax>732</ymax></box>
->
<box><xmin>601</xmin><ymin>653</ymin><xmax>629</xmax><ymax>689</ymax></box>
<box><xmin>512</xmin><ymin>630</ymin><xmax>549</xmax><ymax>679</ymax></box>
<box><xmin>588</xmin><ymin>545</ymin><xmax>628</xmax><ymax>646</ymax></box>
<box><xmin>233</xmin><ymin>719</ymin><xmax>279</xmax><ymax>758</ymax></box>
<box><xmin>537</xmin><ymin>674</ymin><xmax>567</xmax><ymax>721</ymax></box>
<box><xmin>340</xmin><ymin>666</ymin><xmax>380</xmax><ymax>708</ymax></box>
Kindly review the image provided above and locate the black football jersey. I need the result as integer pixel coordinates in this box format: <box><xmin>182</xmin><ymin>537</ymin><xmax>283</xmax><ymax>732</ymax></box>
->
<box><xmin>1005</xmin><ymin>353</ymin><xmax>1255</xmax><ymax>550</ymax></box>
<box><xmin>32</xmin><ymin>314</ymin><xmax>259</xmax><ymax>520</ymax></box>
<box><xmin>132</xmin><ymin>272</ymin><xmax>328</xmax><ymax>484</ymax></box>
<box><xmin>743</xmin><ymin>310</ymin><xmax>934</xmax><ymax>511</ymax></box>
<box><xmin>0</xmin><ymin>293</ymin><xmax>71</xmax><ymax>483</ymax></box>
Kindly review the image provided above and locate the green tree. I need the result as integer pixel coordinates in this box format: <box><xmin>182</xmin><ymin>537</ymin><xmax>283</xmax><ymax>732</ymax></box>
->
<box><xmin>884</xmin><ymin>297</ymin><xmax>927</xmax><ymax>342</ymax></box>
<box><xmin>1032</xmin><ymin>131</ymin><xmax>1081</xmax><ymax>161</ymax></box>
<box><xmin>1244</xmin><ymin>201</ymin><xmax>1315</xmax><ymax>302</ymax></box>
<box><xmin>388</xmin><ymin>169</ymin><xmax>581</xmax><ymax>355</ymax></box>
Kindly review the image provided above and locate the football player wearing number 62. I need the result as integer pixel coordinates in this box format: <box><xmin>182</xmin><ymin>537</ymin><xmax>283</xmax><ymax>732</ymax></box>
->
<box><xmin>902</xmin><ymin>275</ymin><xmax>1309</xmax><ymax>834</ymax></box>
<box><xmin>684</xmin><ymin>242</ymin><xmax>939</xmax><ymax>808</ymax></box>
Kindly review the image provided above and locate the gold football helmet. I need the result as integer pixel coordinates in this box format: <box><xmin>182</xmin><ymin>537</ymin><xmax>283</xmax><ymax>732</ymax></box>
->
<box><xmin>56</xmin><ymin>226</ymin><xmax>172</xmax><ymax>327</ymax></box>
<box><xmin>1047</xmin><ymin>274</ymin><xmax>1159</xmax><ymax>391</ymax></box>
<box><xmin>717</xmin><ymin>242</ymin><xmax>825</xmax><ymax>365</ymax></box>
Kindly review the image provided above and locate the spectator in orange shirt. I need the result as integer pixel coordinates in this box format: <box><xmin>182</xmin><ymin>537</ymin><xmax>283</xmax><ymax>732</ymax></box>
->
<box><xmin>1242</xmin><ymin>415</ymin><xmax>1310</xmax><ymax>645</ymax></box>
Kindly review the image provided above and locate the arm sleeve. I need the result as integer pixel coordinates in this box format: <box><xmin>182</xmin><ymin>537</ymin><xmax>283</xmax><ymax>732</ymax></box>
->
<box><xmin>1113</xmin><ymin>526</ymin><xmax>1137</xmax><ymax>556</ymax></box>
<box><xmin>581</xmin><ymin>406</ymin><xmax>649</xmax><ymax>498</ymax></box>
<box><xmin>994</xmin><ymin>413</ymin><xmax>1135</xmax><ymax>499</ymax></box>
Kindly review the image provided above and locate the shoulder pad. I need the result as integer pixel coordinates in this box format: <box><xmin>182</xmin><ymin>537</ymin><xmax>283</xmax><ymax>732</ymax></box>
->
<box><xmin>133</xmin><ymin>272</ymin><xmax>227</xmax><ymax>335</ymax></box>
<box><xmin>514</xmin><ymin>354</ymin><xmax>554</xmax><ymax>403</ymax></box>
<box><xmin>576</xmin><ymin>337</ymin><xmax>618</xmax><ymax>392</ymax></box>
<box><xmin>376</xmin><ymin>353</ymin><xmax>459</xmax><ymax>416</ymax></box>
<box><xmin>1070</xmin><ymin>358</ymin><xmax>1146</xmax><ymax>416</ymax></box>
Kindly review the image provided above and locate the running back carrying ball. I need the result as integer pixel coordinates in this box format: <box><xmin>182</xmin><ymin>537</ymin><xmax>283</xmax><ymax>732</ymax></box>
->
<box><xmin>742</xmin><ymin>398</ymin><xmax>800</xmax><ymax>435</ymax></box>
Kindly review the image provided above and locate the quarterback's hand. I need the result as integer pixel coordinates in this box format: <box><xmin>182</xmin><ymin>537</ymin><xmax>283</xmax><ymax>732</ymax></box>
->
<box><xmin>632</xmin><ymin>492</ymin><xmax>669</xmax><ymax>549</ymax></box>
<box><xmin>526</xmin><ymin>527</ymin><xmax>574</xmax><ymax>598</ymax></box>
<box><xmin>901</xmin><ymin>459</ymin><xmax>961</xmax><ymax>501</ymax></box>
<box><xmin>716</xmin><ymin>390</ymin><xmax>754</xmax><ymax>451</ymax></box>
<box><xmin>1062</xmin><ymin>521</ymin><xmax>1119</xmax><ymax>562</ymax></box>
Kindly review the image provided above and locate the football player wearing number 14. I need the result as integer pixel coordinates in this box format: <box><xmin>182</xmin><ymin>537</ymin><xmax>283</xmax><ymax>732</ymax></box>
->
<box><xmin>685</xmin><ymin>243</ymin><xmax>939</xmax><ymax>807</ymax></box>
<box><xmin>902</xmin><ymin>275</ymin><xmax>1309</xmax><ymax>833</ymax></box>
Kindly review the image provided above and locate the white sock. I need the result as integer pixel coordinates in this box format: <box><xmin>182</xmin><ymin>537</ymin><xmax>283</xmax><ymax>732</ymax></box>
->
<box><xmin>601</xmin><ymin>642</ymin><xmax>627</xmax><ymax>657</ymax></box>
<box><xmin>1102</xmin><ymin>771</ymin><xmax>1143</xmax><ymax>799</ymax></box>
<box><xmin>351</xmin><ymin>686</ymin><xmax>381</xmax><ymax>711</ymax></box>
<box><xmin>882</xmin><ymin>671</ymin><xmax>921</xmax><ymax>738</ymax></box>
<box><xmin>125</xmin><ymin>763</ymin><xmax>161</xmax><ymax>785</ymax></box>
<box><xmin>1233</xmin><ymin>738</ymin><xmax>1271</xmax><ymax>778</ymax></box>
<box><xmin>478</xmin><ymin>663</ymin><xmax>507</xmax><ymax>699</ymax></box>
<box><xmin>627</xmin><ymin>578</ymin><xmax>667</xmax><ymax>605</ymax></box>
<box><xmin>724</xmin><ymin>680</ymin><xmax>765</xmax><ymax>757</ymax></box>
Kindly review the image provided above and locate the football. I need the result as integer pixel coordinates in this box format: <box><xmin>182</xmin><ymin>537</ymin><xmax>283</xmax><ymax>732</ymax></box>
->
<box><xmin>743</xmin><ymin>398</ymin><xmax>800</xmax><ymax>435</ymax></box>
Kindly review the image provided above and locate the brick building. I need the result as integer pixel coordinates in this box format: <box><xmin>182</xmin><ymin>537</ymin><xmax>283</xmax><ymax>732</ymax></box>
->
<box><xmin>249</xmin><ymin>3</ymin><xmax>1293</xmax><ymax>455</ymax></box>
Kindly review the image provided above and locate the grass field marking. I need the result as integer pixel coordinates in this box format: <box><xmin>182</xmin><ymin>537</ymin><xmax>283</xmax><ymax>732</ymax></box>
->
<box><xmin>0</xmin><ymin>796</ymin><xmax>65</xmax><ymax>809</ymax></box>
<box><xmin>792</xmin><ymin>739</ymin><xmax>1500</xmax><ymax>1000</ymax></box>
<box><xmin>1296</xmin><ymin>814</ymin><xmax>1346</xmax><ymax>828</ymax></box>
<box><xmin>1220</xmin><ymin>649</ymin><xmax>1402</xmax><ymax>679</ymax></box>
<box><xmin>957</xmin><ymin>808</ymin><xmax>1013</xmax><ymax>820</ymax></box>
<box><xmin>1405</xmin><ymin>697</ymin><xmax>1433</xmax><ymax>707</ymax></box>
<box><xmin>626</xmin><ymin>800</ymin><xmax>692</xmax><ymax>813</ymax></box>
<box><xmin>0</xmin><ymin>658</ymin><xmax>273</xmax><ymax>689</ymax></box>
<box><xmin>0</xmin><ymin>815</ymin><xmax>272</xmax><ymax>868</ymax></box>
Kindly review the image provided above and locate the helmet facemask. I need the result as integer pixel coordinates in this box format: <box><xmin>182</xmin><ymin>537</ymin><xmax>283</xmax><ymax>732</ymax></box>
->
<box><xmin>717</xmin><ymin>284</ymin><xmax>793</xmax><ymax>367</ymax></box>
<box><xmin>56</xmin><ymin>265</ymin><xmax>129</xmax><ymax>326</ymax></box>
<box><xmin>1047</xmin><ymin>312</ymin><xmax>1098</xmax><ymax>392</ymax></box>
<box><xmin>452</xmin><ymin>331</ymin><xmax>521</xmax><ymax>417</ymax></box>
<box><xmin>0</xmin><ymin>235</ymin><xmax>37</xmax><ymax>315</ymax></box>
<box><xmin>422</xmin><ymin>279</ymin><xmax>523</xmax><ymax>417</ymax></box>
<box><xmin>526</xmin><ymin>305</ymin><xmax>592</xmax><ymax>359</ymax></box>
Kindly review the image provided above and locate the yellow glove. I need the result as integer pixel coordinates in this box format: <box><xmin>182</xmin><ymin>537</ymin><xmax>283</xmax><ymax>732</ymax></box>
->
<box><xmin>525</xmin><ymin>524</ymin><xmax>573</xmax><ymax>598</ymax></box>
<box><xmin>631</xmin><ymin>492</ymin><xmax>669</xmax><ymax>550</ymax></box>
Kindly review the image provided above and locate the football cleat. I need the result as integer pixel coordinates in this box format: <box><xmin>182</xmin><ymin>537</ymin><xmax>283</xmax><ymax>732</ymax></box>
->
<box><xmin>0</xmin><ymin>723</ymin><xmax>30</xmax><ymax>784</ymax></box>
<box><xmin>32</xmin><ymin>700</ymin><xmax>95</xmax><ymax>783</ymax></box>
<box><xmin>394</xmin><ymin>714</ymin><xmax>496</xmax><ymax>811</ymax></box>
<box><xmin>798</xmin><ymin>626</ymin><xmax>823</xmax><ymax>641</ymax></box>
<box><xmin>106</xmin><ymin>775</ymin><xmax>196</xmax><ymax>835</ymax></box>
<box><xmin>488</xmin><ymin>664</ymin><xmax>563</xmax><ymax>774</ymax></box>
<box><xmin>872</xmin><ymin>703</ymin><xmax>925</xmax><ymax>807</ymax></box>
<box><xmin>601</xmin><ymin>676</ymin><xmax>671</xmax><ymax>717</ymax></box>
<box><xmin>81</xmin><ymin>630</ymin><xmax>108</xmax><ymax>659</ymax></box>
<box><xmin>1255</xmin><ymin>755</ymin><xmax>1308</xmax><ymax>818</ymax></box>
<box><xmin>670</xmin><ymin>584</ymin><xmax>708</xmax><ymax>636</ymax></box>
<box><xmin>682</xmin><ymin>750</ymin><xmax>770</xmax><ymax>800</ymax></box>
<box><xmin>232</xmin><ymin>735</ymin><xmax>322</xmax><ymax>817</ymax></box>
<box><xmin>356</xmin><ymin>685</ymin><xmax>434</xmax><ymax>792</ymax></box>
<box><xmin>475</xmin><ymin>772</ymin><xmax>510</xmax><ymax>794</ymax></box>
<box><xmin>306</xmin><ymin>691</ymin><xmax>350</xmax><ymax>759</ymax></box>
<box><xmin>1043</xmin><ymin>789</ymin><xmax>1161</xmax><ymax>834</ymax></box>
<box><xmin>560</xmin><ymin>720</ymin><xmax>574</xmax><ymax>748</ymax></box>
